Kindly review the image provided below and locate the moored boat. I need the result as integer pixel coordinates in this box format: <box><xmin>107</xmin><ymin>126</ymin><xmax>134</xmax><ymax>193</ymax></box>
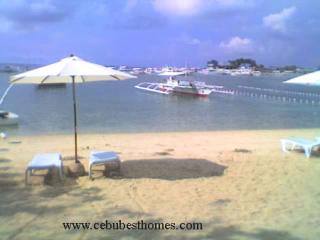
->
<box><xmin>135</xmin><ymin>71</ymin><xmax>232</xmax><ymax>97</ymax></box>
<box><xmin>0</xmin><ymin>110</ymin><xmax>19</xmax><ymax>126</ymax></box>
<box><xmin>161</xmin><ymin>78</ymin><xmax>212</xmax><ymax>96</ymax></box>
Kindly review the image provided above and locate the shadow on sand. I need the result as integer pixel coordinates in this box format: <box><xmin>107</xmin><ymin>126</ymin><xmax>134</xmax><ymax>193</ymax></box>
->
<box><xmin>0</xmin><ymin>158</ymin><xmax>20</xmax><ymax>187</ymax></box>
<box><xmin>195</xmin><ymin>225</ymin><xmax>303</xmax><ymax>240</ymax></box>
<box><xmin>46</xmin><ymin>207</ymin><xmax>303</xmax><ymax>240</ymax></box>
<box><xmin>291</xmin><ymin>148</ymin><xmax>320</xmax><ymax>158</ymax></box>
<box><xmin>0</xmin><ymin>156</ymin><xmax>305</xmax><ymax>240</ymax></box>
<box><xmin>119</xmin><ymin>158</ymin><xmax>227</xmax><ymax>180</ymax></box>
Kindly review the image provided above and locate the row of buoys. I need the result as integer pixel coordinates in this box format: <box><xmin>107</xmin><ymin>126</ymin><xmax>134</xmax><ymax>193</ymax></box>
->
<box><xmin>238</xmin><ymin>85</ymin><xmax>320</xmax><ymax>98</ymax></box>
<box><xmin>232</xmin><ymin>90</ymin><xmax>320</xmax><ymax>105</ymax></box>
<box><xmin>212</xmin><ymin>89</ymin><xmax>235</xmax><ymax>95</ymax></box>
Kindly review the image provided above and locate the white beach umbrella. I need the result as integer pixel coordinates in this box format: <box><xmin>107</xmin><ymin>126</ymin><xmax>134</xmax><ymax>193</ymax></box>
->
<box><xmin>284</xmin><ymin>70</ymin><xmax>320</xmax><ymax>86</ymax></box>
<box><xmin>10</xmin><ymin>55</ymin><xmax>135</xmax><ymax>165</ymax></box>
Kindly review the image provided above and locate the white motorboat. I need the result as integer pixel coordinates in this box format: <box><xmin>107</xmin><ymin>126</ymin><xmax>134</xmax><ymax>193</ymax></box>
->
<box><xmin>0</xmin><ymin>84</ymin><xmax>19</xmax><ymax>126</ymax></box>
<box><xmin>0</xmin><ymin>110</ymin><xmax>19</xmax><ymax>126</ymax></box>
<box><xmin>135</xmin><ymin>71</ymin><xmax>234</xmax><ymax>97</ymax></box>
<box><xmin>130</xmin><ymin>67</ymin><xmax>144</xmax><ymax>75</ymax></box>
<box><xmin>160</xmin><ymin>77</ymin><xmax>212</xmax><ymax>96</ymax></box>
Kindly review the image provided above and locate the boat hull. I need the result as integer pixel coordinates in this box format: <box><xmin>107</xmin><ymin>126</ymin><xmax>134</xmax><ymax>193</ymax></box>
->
<box><xmin>0</xmin><ymin>112</ymin><xmax>19</xmax><ymax>126</ymax></box>
<box><xmin>172</xmin><ymin>86</ymin><xmax>211</xmax><ymax>97</ymax></box>
<box><xmin>37</xmin><ymin>83</ymin><xmax>66</xmax><ymax>88</ymax></box>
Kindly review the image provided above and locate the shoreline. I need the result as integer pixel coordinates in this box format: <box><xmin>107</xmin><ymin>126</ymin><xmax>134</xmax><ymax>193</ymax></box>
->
<box><xmin>4</xmin><ymin>127</ymin><xmax>320</xmax><ymax>137</ymax></box>
<box><xmin>1</xmin><ymin>128</ymin><xmax>320</xmax><ymax>239</ymax></box>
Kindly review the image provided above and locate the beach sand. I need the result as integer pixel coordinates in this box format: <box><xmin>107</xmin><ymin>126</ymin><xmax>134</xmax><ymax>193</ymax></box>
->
<box><xmin>1</xmin><ymin>129</ymin><xmax>320</xmax><ymax>239</ymax></box>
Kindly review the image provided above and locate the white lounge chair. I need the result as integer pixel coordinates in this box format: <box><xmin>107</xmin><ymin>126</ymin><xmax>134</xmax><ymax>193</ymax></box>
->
<box><xmin>280</xmin><ymin>138</ymin><xmax>320</xmax><ymax>158</ymax></box>
<box><xmin>25</xmin><ymin>153</ymin><xmax>63</xmax><ymax>184</ymax></box>
<box><xmin>89</xmin><ymin>151</ymin><xmax>120</xmax><ymax>179</ymax></box>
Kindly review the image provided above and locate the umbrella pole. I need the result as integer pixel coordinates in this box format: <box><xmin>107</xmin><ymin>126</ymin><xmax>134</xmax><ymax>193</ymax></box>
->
<box><xmin>72</xmin><ymin>76</ymin><xmax>79</xmax><ymax>163</ymax></box>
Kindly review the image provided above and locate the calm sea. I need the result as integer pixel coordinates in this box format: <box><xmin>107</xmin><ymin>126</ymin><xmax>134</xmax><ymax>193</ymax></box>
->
<box><xmin>0</xmin><ymin>72</ymin><xmax>320</xmax><ymax>136</ymax></box>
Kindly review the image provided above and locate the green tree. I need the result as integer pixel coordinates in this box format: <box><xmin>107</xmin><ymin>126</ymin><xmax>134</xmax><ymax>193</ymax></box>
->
<box><xmin>207</xmin><ymin>59</ymin><xmax>219</xmax><ymax>68</ymax></box>
<box><xmin>228</xmin><ymin>58</ymin><xmax>257</xmax><ymax>69</ymax></box>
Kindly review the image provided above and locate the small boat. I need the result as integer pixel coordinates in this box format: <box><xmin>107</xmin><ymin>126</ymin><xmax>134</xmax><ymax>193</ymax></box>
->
<box><xmin>130</xmin><ymin>67</ymin><xmax>145</xmax><ymax>75</ymax></box>
<box><xmin>135</xmin><ymin>71</ymin><xmax>233</xmax><ymax>97</ymax></box>
<box><xmin>0</xmin><ymin>85</ymin><xmax>19</xmax><ymax>126</ymax></box>
<box><xmin>163</xmin><ymin>78</ymin><xmax>212</xmax><ymax>96</ymax></box>
<box><xmin>0</xmin><ymin>110</ymin><xmax>19</xmax><ymax>126</ymax></box>
<box><xmin>37</xmin><ymin>82</ymin><xmax>67</xmax><ymax>88</ymax></box>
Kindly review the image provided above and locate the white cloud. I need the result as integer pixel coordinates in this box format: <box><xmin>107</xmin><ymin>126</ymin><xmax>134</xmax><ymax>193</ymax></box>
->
<box><xmin>0</xmin><ymin>17</ymin><xmax>14</xmax><ymax>32</ymax></box>
<box><xmin>0</xmin><ymin>0</ymin><xmax>71</xmax><ymax>32</ymax></box>
<box><xmin>124</xmin><ymin>0</ymin><xmax>138</xmax><ymax>12</ymax></box>
<box><xmin>153</xmin><ymin>0</ymin><xmax>204</xmax><ymax>16</ymax></box>
<box><xmin>179</xmin><ymin>34</ymin><xmax>201</xmax><ymax>45</ymax></box>
<box><xmin>29</xmin><ymin>0</ymin><xmax>58</xmax><ymax>13</ymax></box>
<box><xmin>219</xmin><ymin>36</ymin><xmax>254</xmax><ymax>53</ymax></box>
<box><xmin>263</xmin><ymin>6</ymin><xmax>296</xmax><ymax>33</ymax></box>
<box><xmin>152</xmin><ymin>0</ymin><xmax>255</xmax><ymax>17</ymax></box>
<box><xmin>214</xmin><ymin>0</ymin><xmax>254</xmax><ymax>8</ymax></box>
<box><xmin>188</xmin><ymin>38</ymin><xmax>201</xmax><ymax>45</ymax></box>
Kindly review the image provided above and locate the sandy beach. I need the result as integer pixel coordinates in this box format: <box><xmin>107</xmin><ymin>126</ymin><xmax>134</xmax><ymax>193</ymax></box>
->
<box><xmin>1</xmin><ymin>129</ymin><xmax>320</xmax><ymax>239</ymax></box>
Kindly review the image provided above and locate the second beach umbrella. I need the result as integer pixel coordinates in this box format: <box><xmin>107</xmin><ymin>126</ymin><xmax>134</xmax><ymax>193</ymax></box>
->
<box><xmin>284</xmin><ymin>70</ymin><xmax>320</xmax><ymax>86</ymax></box>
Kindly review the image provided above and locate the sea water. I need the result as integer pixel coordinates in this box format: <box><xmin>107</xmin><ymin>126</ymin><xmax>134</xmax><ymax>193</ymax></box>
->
<box><xmin>0</xmin><ymin>72</ymin><xmax>320</xmax><ymax>136</ymax></box>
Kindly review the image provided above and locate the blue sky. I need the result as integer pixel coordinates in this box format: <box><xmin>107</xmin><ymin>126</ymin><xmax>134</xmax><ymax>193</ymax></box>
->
<box><xmin>0</xmin><ymin>0</ymin><xmax>319</xmax><ymax>67</ymax></box>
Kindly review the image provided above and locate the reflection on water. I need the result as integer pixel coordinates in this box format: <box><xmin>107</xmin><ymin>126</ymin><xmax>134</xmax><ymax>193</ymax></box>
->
<box><xmin>0</xmin><ymin>72</ymin><xmax>319</xmax><ymax>136</ymax></box>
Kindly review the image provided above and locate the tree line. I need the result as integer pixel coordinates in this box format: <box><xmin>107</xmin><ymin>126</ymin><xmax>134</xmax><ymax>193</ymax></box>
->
<box><xmin>207</xmin><ymin>58</ymin><xmax>298</xmax><ymax>71</ymax></box>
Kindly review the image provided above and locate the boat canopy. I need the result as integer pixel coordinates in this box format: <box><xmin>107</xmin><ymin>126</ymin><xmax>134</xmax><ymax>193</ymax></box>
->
<box><xmin>158</xmin><ymin>71</ymin><xmax>186</xmax><ymax>77</ymax></box>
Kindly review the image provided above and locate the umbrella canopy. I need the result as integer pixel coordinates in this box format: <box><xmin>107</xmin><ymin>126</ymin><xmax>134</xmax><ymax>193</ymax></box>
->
<box><xmin>11</xmin><ymin>55</ymin><xmax>135</xmax><ymax>84</ymax></box>
<box><xmin>284</xmin><ymin>71</ymin><xmax>320</xmax><ymax>86</ymax></box>
<box><xmin>10</xmin><ymin>55</ymin><xmax>135</xmax><ymax>166</ymax></box>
